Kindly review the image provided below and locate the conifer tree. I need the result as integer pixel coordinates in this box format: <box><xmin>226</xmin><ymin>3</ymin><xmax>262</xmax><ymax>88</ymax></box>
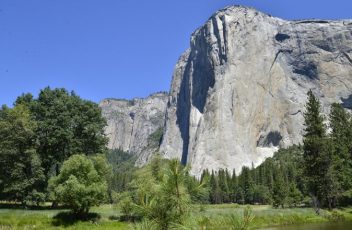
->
<box><xmin>209</xmin><ymin>171</ymin><xmax>221</xmax><ymax>204</ymax></box>
<box><xmin>239</xmin><ymin>166</ymin><xmax>254</xmax><ymax>204</ymax></box>
<box><xmin>303</xmin><ymin>90</ymin><xmax>330</xmax><ymax>212</ymax></box>
<box><xmin>230</xmin><ymin>169</ymin><xmax>238</xmax><ymax>202</ymax></box>
<box><xmin>329</xmin><ymin>103</ymin><xmax>352</xmax><ymax>191</ymax></box>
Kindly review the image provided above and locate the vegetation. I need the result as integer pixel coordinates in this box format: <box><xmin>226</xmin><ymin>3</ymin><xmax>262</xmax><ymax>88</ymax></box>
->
<box><xmin>0</xmin><ymin>105</ymin><xmax>45</xmax><ymax>205</ymax></box>
<box><xmin>1</xmin><ymin>88</ymin><xmax>352</xmax><ymax>229</ymax></box>
<box><xmin>200</xmin><ymin>145</ymin><xmax>305</xmax><ymax>208</ymax></box>
<box><xmin>198</xmin><ymin>90</ymin><xmax>352</xmax><ymax>212</ymax></box>
<box><xmin>48</xmin><ymin>154</ymin><xmax>111</xmax><ymax>216</ymax></box>
<box><xmin>1</xmin><ymin>204</ymin><xmax>352</xmax><ymax>229</ymax></box>
<box><xmin>0</xmin><ymin>87</ymin><xmax>108</xmax><ymax>205</ymax></box>
<box><xmin>303</xmin><ymin>90</ymin><xmax>352</xmax><ymax>211</ymax></box>
<box><xmin>123</xmin><ymin>157</ymin><xmax>194</xmax><ymax>229</ymax></box>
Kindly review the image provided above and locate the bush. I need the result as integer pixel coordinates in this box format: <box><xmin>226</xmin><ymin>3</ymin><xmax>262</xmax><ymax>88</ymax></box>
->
<box><xmin>326</xmin><ymin>210</ymin><xmax>346</xmax><ymax>222</ymax></box>
<box><xmin>117</xmin><ymin>192</ymin><xmax>138</xmax><ymax>221</ymax></box>
<box><xmin>49</xmin><ymin>154</ymin><xmax>109</xmax><ymax>217</ymax></box>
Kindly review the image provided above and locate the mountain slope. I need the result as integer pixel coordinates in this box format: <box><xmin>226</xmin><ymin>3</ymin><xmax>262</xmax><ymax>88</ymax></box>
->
<box><xmin>160</xmin><ymin>6</ymin><xmax>352</xmax><ymax>176</ymax></box>
<box><xmin>99</xmin><ymin>92</ymin><xmax>168</xmax><ymax>164</ymax></box>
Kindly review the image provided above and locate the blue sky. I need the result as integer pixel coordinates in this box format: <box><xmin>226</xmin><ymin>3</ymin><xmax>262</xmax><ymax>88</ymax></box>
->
<box><xmin>0</xmin><ymin>0</ymin><xmax>351</xmax><ymax>106</ymax></box>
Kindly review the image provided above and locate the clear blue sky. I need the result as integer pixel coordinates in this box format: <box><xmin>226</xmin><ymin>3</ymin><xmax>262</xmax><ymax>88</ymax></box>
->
<box><xmin>0</xmin><ymin>0</ymin><xmax>351</xmax><ymax>106</ymax></box>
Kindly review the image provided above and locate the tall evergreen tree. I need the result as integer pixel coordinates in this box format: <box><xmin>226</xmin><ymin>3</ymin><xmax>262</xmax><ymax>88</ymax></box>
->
<box><xmin>329</xmin><ymin>103</ymin><xmax>352</xmax><ymax>191</ymax></box>
<box><xmin>230</xmin><ymin>169</ymin><xmax>238</xmax><ymax>203</ymax></box>
<box><xmin>272</xmin><ymin>166</ymin><xmax>288</xmax><ymax>208</ymax></box>
<box><xmin>218</xmin><ymin>169</ymin><xmax>230</xmax><ymax>203</ymax></box>
<box><xmin>303</xmin><ymin>90</ymin><xmax>331</xmax><ymax>212</ymax></box>
<box><xmin>209</xmin><ymin>171</ymin><xmax>221</xmax><ymax>204</ymax></box>
<box><xmin>239</xmin><ymin>166</ymin><xmax>254</xmax><ymax>204</ymax></box>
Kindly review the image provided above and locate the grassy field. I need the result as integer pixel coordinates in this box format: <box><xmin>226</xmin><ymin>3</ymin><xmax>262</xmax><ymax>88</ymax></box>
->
<box><xmin>0</xmin><ymin>204</ymin><xmax>130</xmax><ymax>230</ymax></box>
<box><xmin>192</xmin><ymin>204</ymin><xmax>334</xmax><ymax>229</ymax></box>
<box><xmin>0</xmin><ymin>204</ymin><xmax>351</xmax><ymax>229</ymax></box>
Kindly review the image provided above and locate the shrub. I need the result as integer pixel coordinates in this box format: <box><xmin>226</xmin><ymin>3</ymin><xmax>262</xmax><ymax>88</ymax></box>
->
<box><xmin>49</xmin><ymin>154</ymin><xmax>109</xmax><ymax>217</ymax></box>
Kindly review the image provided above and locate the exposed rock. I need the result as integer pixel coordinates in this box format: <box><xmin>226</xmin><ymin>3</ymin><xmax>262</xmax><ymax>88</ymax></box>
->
<box><xmin>160</xmin><ymin>6</ymin><xmax>352</xmax><ymax>176</ymax></box>
<box><xmin>99</xmin><ymin>92</ymin><xmax>168</xmax><ymax>165</ymax></box>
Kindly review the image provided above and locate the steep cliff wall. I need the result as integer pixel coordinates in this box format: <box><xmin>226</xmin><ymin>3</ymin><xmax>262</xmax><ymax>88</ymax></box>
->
<box><xmin>160</xmin><ymin>6</ymin><xmax>352</xmax><ymax>176</ymax></box>
<box><xmin>99</xmin><ymin>93</ymin><xmax>168</xmax><ymax>164</ymax></box>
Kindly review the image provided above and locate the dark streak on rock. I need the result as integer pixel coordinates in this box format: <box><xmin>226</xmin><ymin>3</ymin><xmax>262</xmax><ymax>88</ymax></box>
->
<box><xmin>342</xmin><ymin>52</ymin><xmax>352</xmax><ymax>65</ymax></box>
<box><xmin>270</xmin><ymin>49</ymin><xmax>292</xmax><ymax>72</ymax></box>
<box><xmin>290</xmin><ymin>110</ymin><xmax>302</xmax><ymax>116</ymax></box>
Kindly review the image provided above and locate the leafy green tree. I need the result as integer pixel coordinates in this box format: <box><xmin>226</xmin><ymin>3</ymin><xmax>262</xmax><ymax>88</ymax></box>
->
<box><xmin>48</xmin><ymin>154</ymin><xmax>108</xmax><ymax>216</ymax></box>
<box><xmin>28</xmin><ymin>87</ymin><xmax>107</xmax><ymax>180</ymax></box>
<box><xmin>0</xmin><ymin>105</ymin><xmax>45</xmax><ymax>205</ymax></box>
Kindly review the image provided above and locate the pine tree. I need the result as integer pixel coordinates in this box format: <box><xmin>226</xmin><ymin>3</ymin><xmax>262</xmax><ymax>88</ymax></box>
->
<box><xmin>239</xmin><ymin>166</ymin><xmax>254</xmax><ymax>204</ymax></box>
<box><xmin>218</xmin><ymin>169</ymin><xmax>230</xmax><ymax>203</ymax></box>
<box><xmin>209</xmin><ymin>171</ymin><xmax>221</xmax><ymax>204</ymax></box>
<box><xmin>272</xmin><ymin>166</ymin><xmax>288</xmax><ymax>208</ymax></box>
<box><xmin>230</xmin><ymin>169</ymin><xmax>238</xmax><ymax>203</ymax></box>
<box><xmin>329</xmin><ymin>103</ymin><xmax>352</xmax><ymax>191</ymax></box>
<box><xmin>303</xmin><ymin>90</ymin><xmax>331</xmax><ymax>212</ymax></box>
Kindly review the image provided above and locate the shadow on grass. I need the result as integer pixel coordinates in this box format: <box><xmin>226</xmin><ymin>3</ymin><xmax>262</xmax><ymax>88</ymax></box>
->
<box><xmin>0</xmin><ymin>203</ymin><xmax>67</xmax><ymax>210</ymax></box>
<box><xmin>52</xmin><ymin>212</ymin><xmax>101</xmax><ymax>227</ymax></box>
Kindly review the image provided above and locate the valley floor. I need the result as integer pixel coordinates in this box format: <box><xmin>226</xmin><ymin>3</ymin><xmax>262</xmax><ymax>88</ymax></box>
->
<box><xmin>0</xmin><ymin>204</ymin><xmax>351</xmax><ymax>229</ymax></box>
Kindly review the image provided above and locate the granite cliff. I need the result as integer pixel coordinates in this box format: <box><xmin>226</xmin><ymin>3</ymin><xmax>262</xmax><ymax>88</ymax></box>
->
<box><xmin>99</xmin><ymin>92</ymin><xmax>168</xmax><ymax>165</ymax></box>
<box><xmin>101</xmin><ymin>6</ymin><xmax>352</xmax><ymax>176</ymax></box>
<box><xmin>160</xmin><ymin>6</ymin><xmax>352</xmax><ymax>176</ymax></box>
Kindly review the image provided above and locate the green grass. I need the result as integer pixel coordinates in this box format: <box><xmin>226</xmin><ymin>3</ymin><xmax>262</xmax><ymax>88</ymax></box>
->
<box><xmin>0</xmin><ymin>205</ymin><xmax>129</xmax><ymax>230</ymax></box>
<box><xmin>192</xmin><ymin>204</ymin><xmax>351</xmax><ymax>229</ymax></box>
<box><xmin>0</xmin><ymin>204</ymin><xmax>351</xmax><ymax>229</ymax></box>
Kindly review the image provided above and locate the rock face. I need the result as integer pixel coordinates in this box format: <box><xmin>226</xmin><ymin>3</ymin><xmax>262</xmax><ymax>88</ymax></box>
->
<box><xmin>99</xmin><ymin>93</ymin><xmax>168</xmax><ymax>165</ymax></box>
<box><xmin>160</xmin><ymin>6</ymin><xmax>352</xmax><ymax>176</ymax></box>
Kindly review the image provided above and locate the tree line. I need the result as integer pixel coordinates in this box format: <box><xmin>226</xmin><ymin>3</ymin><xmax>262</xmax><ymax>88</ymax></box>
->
<box><xmin>198</xmin><ymin>90</ymin><xmax>352</xmax><ymax>210</ymax></box>
<box><xmin>0</xmin><ymin>87</ymin><xmax>108</xmax><ymax>206</ymax></box>
<box><xmin>0</xmin><ymin>88</ymin><xmax>351</xmax><ymax>218</ymax></box>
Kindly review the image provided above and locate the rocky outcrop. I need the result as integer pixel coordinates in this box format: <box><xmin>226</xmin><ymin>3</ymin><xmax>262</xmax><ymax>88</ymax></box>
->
<box><xmin>99</xmin><ymin>92</ymin><xmax>168</xmax><ymax>165</ymax></box>
<box><xmin>160</xmin><ymin>6</ymin><xmax>352</xmax><ymax>176</ymax></box>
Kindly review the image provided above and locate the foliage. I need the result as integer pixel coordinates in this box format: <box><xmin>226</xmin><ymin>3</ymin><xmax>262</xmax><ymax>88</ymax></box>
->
<box><xmin>201</xmin><ymin>145</ymin><xmax>305</xmax><ymax>208</ymax></box>
<box><xmin>121</xmin><ymin>157</ymin><xmax>195</xmax><ymax>229</ymax></box>
<box><xmin>302</xmin><ymin>90</ymin><xmax>352</xmax><ymax>211</ymax></box>
<box><xmin>0</xmin><ymin>105</ymin><xmax>45</xmax><ymax>205</ymax></box>
<box><xmin>224</xmin><ymin>206</ymin><xmax>254</xmax><ymax>230</ymax></box>
<box><xmin>48</xmin><ymin>155</ymin><xmax>109</xmax><ymax>216</ymax></box>
<box><xmin>106</xmin><ymin>149</ymin><xmax>137</xmax><ymax>197</ymax></box>
<box><xmin>147</xmin><ymin>127</ymin><xmax>164</xmax><ymax>148</ymax></box>
<box><xmin>0</xmin><ymin>88</ymin><xmax>108</xmax><ymax>204</ymax></box>
<box><xmin>28</xmin><ymin>87</ymin><xmax>108</xmax><ymax>180</ymax></box>
<box><xmin>272</xmin><ymin>167</ymin><xmax>288</xmax><ymax>208</ymax></box>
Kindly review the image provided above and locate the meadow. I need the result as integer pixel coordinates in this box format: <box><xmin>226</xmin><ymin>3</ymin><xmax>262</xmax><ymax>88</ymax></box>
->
<box><xmin>0</xmin><ymin>204</ymin><xmax>351</xmax><ymax>230</ymax></box>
